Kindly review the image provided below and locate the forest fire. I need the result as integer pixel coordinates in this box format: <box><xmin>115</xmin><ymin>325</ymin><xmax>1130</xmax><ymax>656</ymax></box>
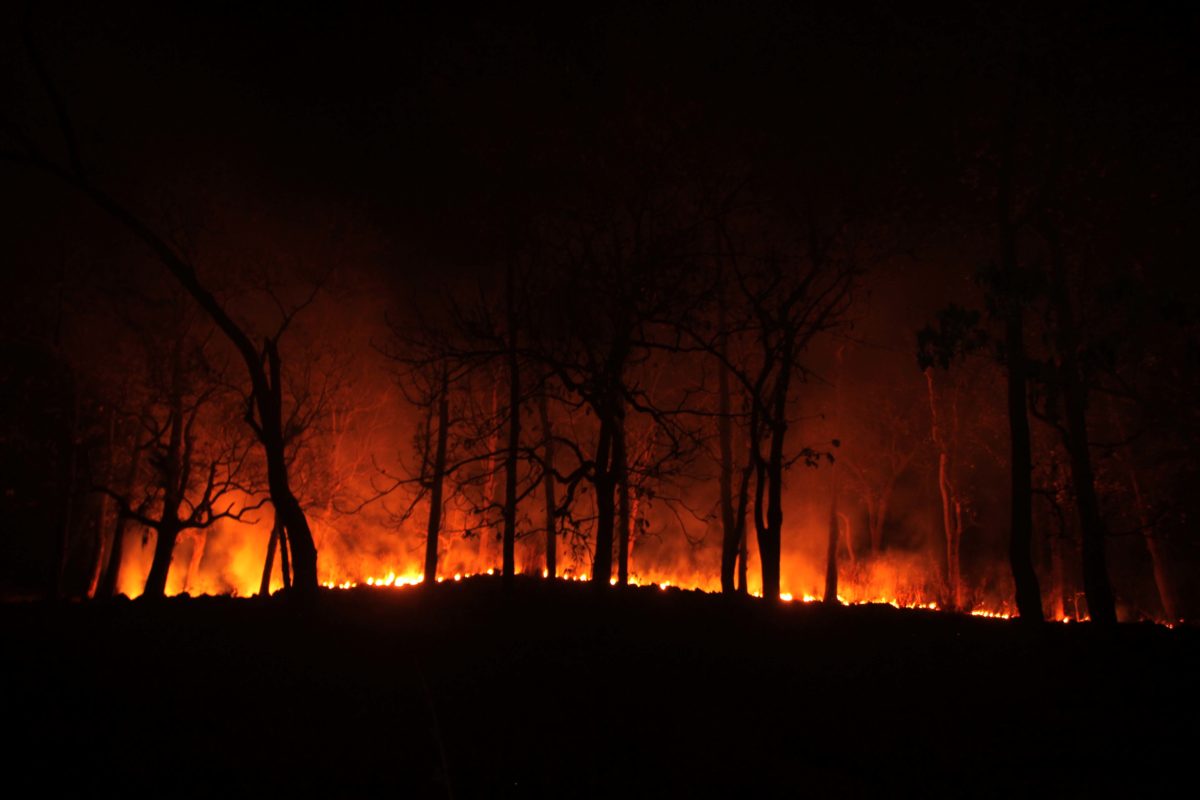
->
<box><xmin>4</xmin><ymin>4</ymin><xmax>1200</xmax><ymax>796</ymax></box>
<box><xmin>110</xmin><ymin>523</ymin><xmax>1058</xmax><ymax>620</ymax></box>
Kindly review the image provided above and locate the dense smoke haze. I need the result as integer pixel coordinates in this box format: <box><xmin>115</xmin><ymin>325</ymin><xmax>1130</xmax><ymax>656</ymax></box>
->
<box><xmin>2</xmin><ymin>1</ymin><xmax>1198</xmax><ymax>624</ymax></box>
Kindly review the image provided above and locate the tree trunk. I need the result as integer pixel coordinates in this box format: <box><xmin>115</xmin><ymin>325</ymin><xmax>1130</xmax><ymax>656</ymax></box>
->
<box><xmin>260</xmin><ymin>341</ymin><xmax>317</xmax><ymax>598</ymax></box>
<box><xmin>926</xmin><ymin>368</ymin><xmax>963</xmax><ymax>611</ymax></box>
<box><xmin>97</xmin><ymin>512</ymin><xmax>130</xmax><ymax>599</ymax></box>
<box><xmin>424</xmin><ymin>369</ymin><xmax>450</xmax><ymax>584</ymax></box>
<box><xmin>758</xmin><ymin>344</ymin><xmax>792</xmax><ymax>603</ymax></box>
<box><xmin>278</xmin><ymin>520</ymin><xmax>292</xmax><ymax>591</ymax></box>
<box><xmin>539</xmin><ymin>393</ymin><xmax>557</xmax><ymax>579</ymax></box>
<box><xmin>480</xmin><ymin>374</ymin><xmax>499</xmax><ymax>568</ymax></box>
<box><xmin>615</xmin><ymin>419</ymin><xmax>630</xmax><ymax>586</ymax></box>
<box><xmin>55</xmin><ymin>388</ymin><xmax>80</xmax><ymax>599</ymax></box>
<box><xmin>1044</xmin><ymin>231</ymin><xmax>1116</xmax><ymax>625</ymax></box>
<box><xmin>260</xmin><ymin>514</ymin><xmax>281</xmax><ymax>596</ymax></box>
<box><xmin>1126</xmin><ymin>460</ymin><xmax>1178</xmax><ymax>622</ymax></box>
<box><xmin>1049</xmin><ymin>512</ymin><xmax>1066</xmax><ymax>620</ymax></box>
<box><xmin>998</xmin><ymin>124</ymin><xmax>1044</xmax><ymax>623</ymax></box>
<box><xmin>97</xmin><ymin>438</ymin><xmax>143</xmax><ymax>599</ymax></box>
<box><xmin>502</xmin><ymin>283</ymin><xmax>520</xmax><ymax>585</ymax></box>
<box><xmin>592</xmin><ymin>413</ymin><xmax>615</xmax><ymax>586</ymax></box>
<box><xmin>41</xmin><ymin>174</ymin><xmax>322</xmax><ymax>598</ymax></box>
<box><xmin>143</xmin><ymin>522</ymin><xmax>181</xmax><ymax>599</ymax></box>
<box><xmin>823</xmin><ymin>488</ymin><xmax>839</xmax><ymax>604</ymax></box>
<box><xmin>1003</xmin><ymin>290</ymin><xmax>1043</xmax><ymax>621</ymax></box>
<box><xmin>87</xmin><ymin>407</ymin><xmax>119</xmax><ymax>598</ymax></box>
<box><xmin>718</xmin><ymin>345</ymin><xmax>740</xmax><ymax>594</ymax></box>
<box><xmin>736</xmin><ymin>522</ymin><xmax>749</xmax><ymax>595</ymax></box>
<box><xmin>824</xmin><ymin>345</ymin><xmax>843</xmax><ymax>604</ymax></box>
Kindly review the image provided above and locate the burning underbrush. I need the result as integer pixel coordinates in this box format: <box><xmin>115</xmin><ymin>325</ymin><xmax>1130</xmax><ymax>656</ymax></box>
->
<box><xmin>101</xmin><ymin>511</ymin><xmax>1115</xmax><ymax>622</ymax></box>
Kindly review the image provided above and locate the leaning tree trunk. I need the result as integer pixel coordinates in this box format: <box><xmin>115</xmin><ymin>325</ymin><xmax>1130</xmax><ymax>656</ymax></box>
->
<box><xmin>33</xmin><ymin>171</ymin><xmax>322</xmax><ymax>598</ymax></box>
<box><xmin>143</xmin><ymin>521</ymin><xmax>182</xmax><ymax>599</ymax></box>
<box><xmin>255</xmin><ymin>340</ymin><xmax>317</xmax><ymax>598</ymax></box>
<box><xmin>424</xmin><ymin>369</ymin><xmax>451</xmax><ymax>584</ymax></box>
<box><xmin>539</xmin><ymin>393</ymin><xmax>557</xmax><ymax>579</ymax></box>
<box><xmin>259</xmin><ymin>514</ymin><xmax>281</xmax><ymax>596</ymax></box>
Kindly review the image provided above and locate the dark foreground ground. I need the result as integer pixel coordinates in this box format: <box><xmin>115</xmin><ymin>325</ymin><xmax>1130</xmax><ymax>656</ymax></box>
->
<box><xmin>2</xmin><ymin>578</ymin><xmax>1197</xmax><ymax>797</ymax></box>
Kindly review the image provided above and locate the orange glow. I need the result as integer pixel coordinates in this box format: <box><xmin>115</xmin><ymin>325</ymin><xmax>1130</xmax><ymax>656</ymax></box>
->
<box><xmin>104</xmin><ymin>503</ymin><xmax>1114</xmax><ymax>625</ymax></box>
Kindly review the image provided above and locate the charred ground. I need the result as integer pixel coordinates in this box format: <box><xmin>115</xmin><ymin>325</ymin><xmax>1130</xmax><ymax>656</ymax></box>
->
<box><xmin>3</xmin><ymin>579</ymin><xmax>1195</xmax><ymax>797</ymax></box>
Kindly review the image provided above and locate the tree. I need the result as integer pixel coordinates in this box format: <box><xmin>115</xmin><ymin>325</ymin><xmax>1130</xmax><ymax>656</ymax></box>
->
<box><xmin>714</xmin><ymin>220</ymin><xmax>856</xmax><ymax>601</ymax></box>
<box><xmin>3</xmin><ymin>22</ymin><xmax>325</xmax><ymax>598</ymax></box>
<box><xmin>525</xmin><ymin>184</ymin><xmax>711</xmax><ymax>587</ymax></box>
<box><xmin>95</xmin><ymin>307</ymin><xmax>265</xmax><ymax>598</ymax></box>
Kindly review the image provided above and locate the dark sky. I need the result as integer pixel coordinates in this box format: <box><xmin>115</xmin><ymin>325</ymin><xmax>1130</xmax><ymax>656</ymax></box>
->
<box><xmin>3</xmin><ymin>1</ymin><xmax>1197</xmax><ymax>283</ymax></box>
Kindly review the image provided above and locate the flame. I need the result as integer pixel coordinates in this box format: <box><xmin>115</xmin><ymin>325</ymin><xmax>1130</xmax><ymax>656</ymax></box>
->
<box><xmin>104</xmin><ymin>507</ymin><xmax>1115</xmax><ymax>625</ymax></box>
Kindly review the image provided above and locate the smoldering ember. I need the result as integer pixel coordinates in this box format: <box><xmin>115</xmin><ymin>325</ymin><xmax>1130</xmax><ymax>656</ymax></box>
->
<box><xmin>2</xmin><ymin>1</ymin><xmax>1198</xmax><ymax>795</ymax></box>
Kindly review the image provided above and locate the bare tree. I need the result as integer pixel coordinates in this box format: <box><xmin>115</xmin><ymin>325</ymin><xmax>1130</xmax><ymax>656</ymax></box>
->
<box><xmin>3</xmin><ymin>23</ymin><xmax>325</xmax><ymax>598</ymax></box>
<box><xmin>94</xmin><ymin>314</ymin><xmax>266</xmax><ymax>598</ymax></box>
